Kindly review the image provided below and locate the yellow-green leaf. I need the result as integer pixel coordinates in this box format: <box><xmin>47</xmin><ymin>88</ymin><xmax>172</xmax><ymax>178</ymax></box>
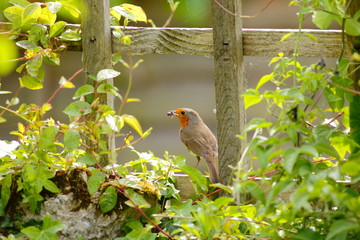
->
<box><xmin>121</xmin><ymin>4</ymin><xmax>147</xmax><ymax>22</ymax></box>
<box><xmin>123</xmin><ymin>114</ymin><xmax>143</xmax><ymax>136</ymax></box>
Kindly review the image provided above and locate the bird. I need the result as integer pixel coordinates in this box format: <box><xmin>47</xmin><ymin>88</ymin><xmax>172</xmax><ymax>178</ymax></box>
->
<box><xmin>167</xmin><ymin>108</ymin><xmax>220</xmax><ymax>183</ymax></box>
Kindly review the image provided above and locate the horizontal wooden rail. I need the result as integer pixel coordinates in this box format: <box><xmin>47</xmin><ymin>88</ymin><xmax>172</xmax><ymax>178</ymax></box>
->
<box><xmin>0</xmin><ymin>22</ymin><xmax>344</xmax><ymax>58</ymax></box>
<box><xmin>115</xmin><ymin>27</ymin><xmax>344</xmax><ymax>58</ymax></box>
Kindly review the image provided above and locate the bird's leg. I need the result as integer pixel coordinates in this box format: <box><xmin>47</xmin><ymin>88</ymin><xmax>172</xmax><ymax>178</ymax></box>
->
<box><xmin>195</xmin><ymin>156</ymin><xmax>201</xmax><ymax>168</ymax></box>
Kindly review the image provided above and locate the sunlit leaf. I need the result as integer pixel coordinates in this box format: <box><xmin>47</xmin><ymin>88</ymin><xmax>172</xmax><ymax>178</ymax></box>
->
<box><xmin>20</xmin><ymin>75</ymin><xmax>43</xmax><ymax>89</ymax></box>
<box><xmin>49</xmin><ymin>21</ymin><xmax>67</xmax><ymax>37</ymax></box>
<box><xmin>123</xmin><ymin>114</ymin><xmax>143</xmax><ymax>136</ymax></box>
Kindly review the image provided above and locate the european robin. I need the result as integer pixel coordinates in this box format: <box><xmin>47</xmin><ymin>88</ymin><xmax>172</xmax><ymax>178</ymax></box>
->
<box><xmin>167</xmin><ymin>108</ymin><xmax>220</xmax><ymax>183</ymax></box>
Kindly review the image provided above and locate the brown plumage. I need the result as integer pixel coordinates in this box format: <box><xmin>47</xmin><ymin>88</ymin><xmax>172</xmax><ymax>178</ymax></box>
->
<box><xmin>167</xmin><ymin>108</ymin><xmax>220</xmax><ymax>183</ymax></box>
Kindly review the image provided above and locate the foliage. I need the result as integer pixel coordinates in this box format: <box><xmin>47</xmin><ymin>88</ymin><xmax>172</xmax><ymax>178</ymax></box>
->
<box><xmin>1</xmin><ymin>0</ymin><xmax>360</xmax><ymax>240</ymax></box>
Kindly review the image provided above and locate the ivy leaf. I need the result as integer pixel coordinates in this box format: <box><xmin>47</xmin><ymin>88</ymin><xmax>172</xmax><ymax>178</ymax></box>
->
<box><xmin>87</xmin><ymin>170</ymin><xmax>105</xmax><ymax>195</ymax></box>
<box><xmin>22</xmin><ymin>213</ymin><xmax>65</xmax><ymax>239</ymax></box>
<box><xmin>100</xmin><ymin>186</ymin><xmax>118</xmax><ymax>213</ymax></box>
<box><xmin>64</xmin><ymin>129</ymin><xmax>80</xmax><ymax>151</ymax></box>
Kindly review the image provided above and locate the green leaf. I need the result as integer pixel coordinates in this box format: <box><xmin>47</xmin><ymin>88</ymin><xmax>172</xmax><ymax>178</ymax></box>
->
<box><xmin>245</xmin><ymin>118</ymin><xmax>272</xmax><ymax>132</ymax></box>
<box><xmin>43</xmin><ymin>179</ymin><xmax>60</xmax><ymax>193</ymax></box>
<box><xmin>97</xmin><ymin>83</ymin><xmax>120</xmax><ymax>96</ymax></box>
<box><xmin>100</xmin><ymin>186</ymin><xmax>118</xmax><ymax>213</ymax></box>
<box><xmin>20</xmin><ymin>75</ymin><xmax>43</xmax><ymax>89</ymax></box>
<box><xmin>22</xmin><ymin>213</ymin><xmax>64</xmax><ymax>239</ymax></box>
<box><xmin>96</xmin><ymin>69</ymin><xmax>121</xmax><ymax>81</ymax></box>
<box><xmin>330</xmin><ymin>135</ymin><xmax>352</xmax><ymax>160</ymax></box>
<box><xmin>283</xmin><ymin>148</ymin><xmax>300</xmax><ymax>173</ymax></box>
<box><xmin>1</xmin><ymin>175</ymin><xmax>12</xmax><ymax>210</ymax></box>
<box><xmin>3</xmin><ymin>6</ymin><xmax>23</xmax><ymax>27</ymax></box>
<box><xmin>64</xmin><ymin>129</ymin><xmax>80</xmax><ymax>151</ymax></box>
<box><xmin>47</xmin><ymin>1</ymin><xmax>62</xmax><ymax>14</ymax></box>
<box><xmin>244</xmin><ymin>181</ymin><xmax>266</xmax><ymax>204</ymax></box>
<box><xmin>344</xmin><ymin>18</ymin><xmax>360</xmax><ymax>36</ymax></box>
<box><xmin>73</xmin><ymin>84</ymin><xmax>94</xmax><ymax>99</ymax></box>
<box><xmin>39</xmin><ymin>7</ymin><xmax>57</xmax><ymax>25</ymax></box>
<box><xmin>280</xmin><ymin>33</ymin><xmax>294</xmax><ymax>42</ymax></box>
<box><xmin>87</xmin><ymin>170</ymin><xmax>105</xmax><ymax>195</ymax></box>
<box><xmin>28</xmin><ymin>24</ymin><xmax>47</xmax><ymax>43</ymax></box>
<box><xmin>313</xmin><ymin>125</ymin><xmax>333</xmax><ymax>144</ymax></box>
<box><xmin>59</xmin><ymin>29</ymin><xmax>81</xmax><ymax>41</ymax></box>
<box><xmin>63</xmin><ymin>101</ymin><xmax>91</xmax><ymax>117</ymax></box>
<box><xmin>38</xmin><ymin>126</ymin><xmax>58</xmax><ymax>150</ymax></box>
<box><xmin>121</xmin><ymin>4</ymin><xmax>147</xmax><ymax>22</ymax></box>
<box><xmin>78</xmin><ymin>153</ymin><xmax>97</xmax><ymax>166</ymax></box>
<box><xmin>117</xmin><ymin>179</ymin><xmax>142</xmax><ymax>190</ymax></box>
<box><xmin>27</xmin><ymin>55</ymin><xmax>43</xmax><ymax>77</ymax></box>
<box><xmin>111</xmin><ymin>6</ymin><xmax>137</xmax><ymax>22</ymax></box>
<box><xmin>123</xmin><ymin>114</ymin><xmax>143</xmax><ymax>136</ymax></box>
<box><xmin>16</xmin><ymin>40</ymin><xmax>37</xmax><ymax>49</ymax></box>
<box><xmin>304</xmin><ymin>32</ymin><xmax>318</xmax><ymax>42</ymax></box>
<box><xmin>299</xmin><ymin>145</ymin><xmax>318</xmax><ymax>157</ymax></box>
<box><xmin>9</xmin><ymin>0</ymin><xmax>30</xmax><ymax>7</ymax></box>
<box><xmin>22</xmin><ymin>3</ymin><xmax>41</xmax><ymax>26</ymax></box>
<box><xmin>124</xmin><ymin>188</ymin><xmax>150</xmax><ymax>208</ymax></box>
<box><xmin>242</xmin><ymin>89</ymin><xmax>262</xmax><ymax>109</ymax></box>
<box><xmin>256</xmin><ymin>74</ymin><xmax>273</xmax><ymax>89</ymax></box>
<box><xmin>177</xmin><ymin>165</ymin><xmax>208</xmax><ymax>192</ymax></box>
<box><xmin>312</xmin><ymin>11</ymin><xmax>334</xmax><ymax>29</ymax></box>
<box><xmin>49</xmin><ymin>21</ymin><xmax>67</xmax><ymax>37</ymax></box>
<box><xmin>326</xmin><ymin>219</ymin><xmax>360</xmax><ymax>240</ymax></box>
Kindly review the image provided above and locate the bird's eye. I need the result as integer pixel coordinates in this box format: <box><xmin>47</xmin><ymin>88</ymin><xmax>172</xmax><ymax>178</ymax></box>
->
<box><xmin>181</xmin><ymin>111</ymin><xmax>185</xmax><ymax>115</ymax></box>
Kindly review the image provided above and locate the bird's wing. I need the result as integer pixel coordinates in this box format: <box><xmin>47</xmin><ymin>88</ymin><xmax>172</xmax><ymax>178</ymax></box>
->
<box><xmin>180</xmin><ymin>126</ymin><xmax>216</xmax><ymax>162</ymax></box>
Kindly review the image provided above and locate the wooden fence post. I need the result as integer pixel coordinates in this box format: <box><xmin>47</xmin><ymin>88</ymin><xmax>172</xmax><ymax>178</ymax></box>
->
<box><xmin>212</xmin><ymin>0</ymin><xmax>247</xmax><ymax>184</ymax></box>
<box><xmin>82</xmin><ymin>0</ymin><xmax>115</xmax><ymax>166</ymax></box>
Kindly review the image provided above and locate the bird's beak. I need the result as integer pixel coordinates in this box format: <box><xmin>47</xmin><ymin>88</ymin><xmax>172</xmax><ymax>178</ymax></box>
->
<box><xmin>167</xmin><ymin>110</ymin><xmax>178</xmax><ymax>117</ymax></box>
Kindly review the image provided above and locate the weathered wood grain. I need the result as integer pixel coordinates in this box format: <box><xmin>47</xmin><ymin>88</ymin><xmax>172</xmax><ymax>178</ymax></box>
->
<box><xmin>114</xmin><ymin>27</ymin><xmax>344</xmax><ymax>58</ymax></box>
<box><xmin>212</xmin><ymin>0</ymin><xmax>245</xmax><ymax>185</ymax></box>
<box><xmin>0</xmin><ymin>22</ymin><xmax>343</xmax><ymax>57</ymax></box>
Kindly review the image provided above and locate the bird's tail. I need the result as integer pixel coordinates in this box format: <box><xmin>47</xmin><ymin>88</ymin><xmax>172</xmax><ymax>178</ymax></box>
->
<box><xmin>206</xmin><ymin>158</ymin><xmax>220</xmax><ymax>183</ymax></box>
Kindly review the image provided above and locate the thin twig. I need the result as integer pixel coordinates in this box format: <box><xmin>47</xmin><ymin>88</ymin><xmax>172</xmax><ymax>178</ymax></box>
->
<box><xmin>213</xmin><ymin>0</ymin><xmax>275</xmax><ymax>18</ymax></box>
